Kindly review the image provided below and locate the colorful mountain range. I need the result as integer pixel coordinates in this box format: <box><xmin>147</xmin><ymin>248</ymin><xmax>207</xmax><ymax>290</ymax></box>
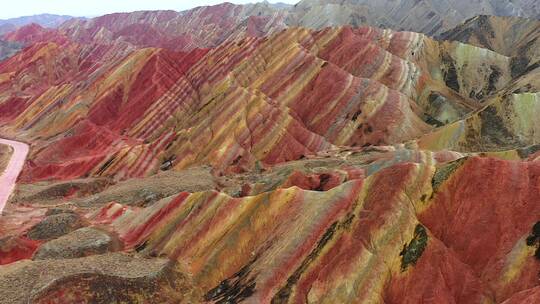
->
<box><xmin>0</xmin><ymin>1</ymin><xmax>540</xmax><ymax>303</ymax></box>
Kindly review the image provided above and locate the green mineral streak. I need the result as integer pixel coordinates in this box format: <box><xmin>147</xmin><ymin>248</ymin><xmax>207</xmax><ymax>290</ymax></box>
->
<box><xmin>431</xmin><ymin>157</ymin><xmax>467</xmax><ymax>192</ymax></box>
<box><xmin>510</xmin><ymin>93</ymin><xmax>539</xmax><ymax>139</ymax></box>
<box><xmin>454</xmin><ymin>42</ymin><xmax>507</xmax><ymax>67</ymax></box>
<box><xmin>400</xmin><ymin>224</ymin><xmax>429</xmax><ymax>271</ymax></box>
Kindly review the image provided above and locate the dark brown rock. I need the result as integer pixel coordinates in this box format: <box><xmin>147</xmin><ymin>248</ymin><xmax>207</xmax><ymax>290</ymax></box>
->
<box><xmin>0</xmin><ymin>253</ymin><xmax>202</xmax><ymax>304</ymax></box>
<box><xmin>26</xmin><ymin>213</ymin><xmax>87</xmax><ymax>241</ymax></box>
<box><xmin>44</xmin><ymin>208</ymin><xmax>77</xmax><ymax>216</ymax></box>
<box><xmin>33</xmin><ymin>227</ymin><xmax>122</xmax><ymax>260</ymax></box>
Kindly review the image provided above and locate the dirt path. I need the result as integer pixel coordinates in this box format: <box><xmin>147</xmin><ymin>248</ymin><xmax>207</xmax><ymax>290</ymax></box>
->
<box><xmin>0</xmin><ymin>139</ymin><xmax>29</xmax><ymax>214</ymax></box>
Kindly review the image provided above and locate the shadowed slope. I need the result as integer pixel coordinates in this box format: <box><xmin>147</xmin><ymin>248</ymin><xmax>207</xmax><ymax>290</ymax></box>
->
<box><xmin>440</xmin><ymin>15</ymin><xmax>540</xmax><ymax>95</ymax></box>
<box><xmin>289</xmin><ymin>0</ymin><xmax>540</xmax><ymax>36</ymax></box>
<box><xmin>417</xmin><ymin>92</ymin><xmax>540</xmax><ymax>152</ymax></box>
<box><xmin>0</xmin><ymin>40</ymin><xmax>22</xmax><ymax>61</ymax></box>
<box><xmin>414</xmin><ymin>16</ymin><xmax>540</xmax><ymax>153</ymax></box>
<box><xmin>440</xmin><ymin>15</ymin><xmax>540</xmax><ymax>63</ymax></box>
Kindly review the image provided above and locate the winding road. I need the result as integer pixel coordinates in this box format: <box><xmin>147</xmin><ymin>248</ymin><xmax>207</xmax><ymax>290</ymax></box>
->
<box><xmin>0</xmin><ymin>139</ymin><xmax>29</xmax><ymax>214</ymax></box>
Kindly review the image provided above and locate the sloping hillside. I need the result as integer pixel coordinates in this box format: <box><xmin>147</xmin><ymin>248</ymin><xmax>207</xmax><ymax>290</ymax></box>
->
<box><xmin>289</xmin><ymin>0</ymin><xmax>540</xmax><ymax>35</ymax></box>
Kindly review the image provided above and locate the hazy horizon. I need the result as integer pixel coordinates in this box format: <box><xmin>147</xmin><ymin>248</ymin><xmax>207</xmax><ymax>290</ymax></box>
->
<box><xmin>0</xmin><ymin>0</ymin><xmax>298</xmax><ymax>19</ymax></box>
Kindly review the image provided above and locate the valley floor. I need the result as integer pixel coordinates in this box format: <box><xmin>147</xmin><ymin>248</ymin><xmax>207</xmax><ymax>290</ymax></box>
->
<box><xmin>0</xmin><ymin>139</ymin><xmax>28</xmax><ymax>213</ymax></box>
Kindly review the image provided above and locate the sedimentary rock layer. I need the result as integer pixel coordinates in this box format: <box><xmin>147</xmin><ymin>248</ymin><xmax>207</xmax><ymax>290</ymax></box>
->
<box><xmin>81</xmin><ymin>156</ymin><xmax>540</xmax><ymax>303</ymax></box>
<box><xmin>59</xmin><ymin>3</ymin><xmax>288</xmax><ymax>51</ymax></box>
<box><xmin>1</xmin><ymin>24</ymin><xmax>522</xmax><ymax>182</ymax></box>
<box><xmin>289</xmin><ymin>0</ymin><xmax>540</xmax><ymax>35</ymax></box>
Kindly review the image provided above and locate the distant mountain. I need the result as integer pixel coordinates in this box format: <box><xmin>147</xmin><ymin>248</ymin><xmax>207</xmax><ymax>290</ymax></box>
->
<box><xmin>4</xmin><ymin>0</ymin><xmax>539</xmax><ymax>42</ymax></box>
<box><xmin>0</xmin><ymin>23</ymin><xmax>16</xmax><ymax>35</ymax></box>
<box><xmin>440</xmin><ymin>15</ymin><xmax>540</xmax><ymax>60</ymax></box>
<box><xmin>0</xmin><ymin>14</ymin><xmax>75</xmax><ymax>29</ymax></box>
<box><xmin>0</xmin><ymin>14</ymin><xmax>76</xmax><ymax>38</ymax></box>
<box><xmin>268</xmin><ymin>1</ymin><xmax>294</xmax><ymax>9</ymax></box>
<box><xmin>2</xmin><ymin>23</ymin><xmax>69</xmax><ymax>45</ymax></box>
<box><xmin>0</xmin><ymin>14</ymin><xmax>87</xmax><ymax>61</ymax></box>
<box><xmin>287</xmin><ymin>0</ymin><xmax>540</xmax><ymax>35</ymax></box>
<box><xmin>59</xmin><ymin>3</ymin><xmax>287</xmax><ymax>51</ymax></box>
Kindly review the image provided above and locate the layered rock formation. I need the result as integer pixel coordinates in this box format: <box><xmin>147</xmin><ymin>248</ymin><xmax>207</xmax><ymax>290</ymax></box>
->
<box><xmin>440</xmin><ymin>15</ymin><xmax>540</xmax><ymax>91</ymax></box>
<box><xmin>3</xmin><ymin>150</ymin><xmax>539</xmax><ymax>302</ymax></box>
<box><xmin>59</xmin><ymin>3</ymin><xmax>288</xmax><ymax>51</ymax></box>
<box><xmin>288</xmin><ymin>0</ymin><xmax>540</xmax><ymax>35</ymax></box>
<box><xmin>4</xmin><ymin>1</ymin><xmax>538</xmax><ymax>58</ymax></box>
<box><xmin>1</xmin><ymin>2</ymin><xmax>540</xmax><ymax>304</ymax></box>
<box><xmin>0</xmin><ymin>14</ymin><xmax>74</xmax><ymax>34</ymax></box>
<box><xmin>1</xmin><ymin>23</ymin><xmax>522</xmax><ymax>182</ymax></box>
<box><xmin>87</xmin><ymin>156</ymin><xmax>538</xmax><ymax>303</ymax></box>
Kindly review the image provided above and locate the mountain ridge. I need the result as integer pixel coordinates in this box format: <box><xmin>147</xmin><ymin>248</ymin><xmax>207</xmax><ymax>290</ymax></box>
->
<box><xmin>0</xmin><ymin>14</ymin><xmax>77</xmax><ymax>36</ymax></box>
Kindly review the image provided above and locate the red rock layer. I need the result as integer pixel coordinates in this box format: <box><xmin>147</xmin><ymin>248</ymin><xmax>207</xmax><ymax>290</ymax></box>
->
<box><xmin>1</xmin><ymin>22</ymin><xmax>515</xmax><ymax>182</ymax></box>
<box><xmin>420</xmin><ymin>157</ymin><xmax>540</xmax><ymax>301</ymax></box>
<box><xmin>81</xmin><ymin>156</ymin><xmax>540</xmax><ymax>303</ymax></box>
<box><xmin>59</xmin><ymin>3</ymin><xmax>288</xmax><ymax>51</ymax></box>
<box><xmin>0</xmin><ymin>205</ymin><xmax>45</xmax><ymax>264</ymax></box>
